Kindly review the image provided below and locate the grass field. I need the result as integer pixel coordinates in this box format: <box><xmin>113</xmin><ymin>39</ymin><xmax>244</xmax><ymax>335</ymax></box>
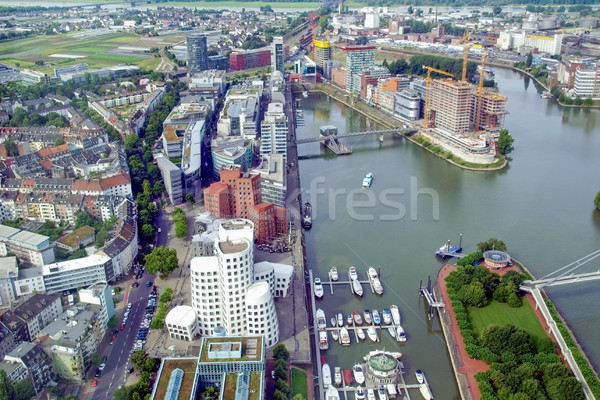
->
<box><xmin>291</xmin><ymin>368</ymin><xmax>308</xmax><ymax>398</ymax></box>
<box><xmin>468</xmin><ymin>299</ymin><xmax>550</xmax><ymax>347</ymax></box>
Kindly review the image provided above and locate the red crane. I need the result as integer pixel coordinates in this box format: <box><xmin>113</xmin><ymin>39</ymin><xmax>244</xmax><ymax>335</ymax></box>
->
<box><xmin>303</xmin><ymin>12</ymin><xmax>332</xmax><ymax>58</ymax></box>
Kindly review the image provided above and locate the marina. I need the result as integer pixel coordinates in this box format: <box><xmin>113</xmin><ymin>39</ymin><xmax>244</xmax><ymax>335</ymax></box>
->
<box><xmin>313</xmin><ymin>266</ymin><xmax>385</xmax><ymax>296</ymax></box>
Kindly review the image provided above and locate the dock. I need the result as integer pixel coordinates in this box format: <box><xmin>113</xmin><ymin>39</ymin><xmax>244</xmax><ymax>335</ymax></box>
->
<box><xmin>419</xmin><ymin>277</ymin><xmax>445</xmax><ymax>320</ymax></box>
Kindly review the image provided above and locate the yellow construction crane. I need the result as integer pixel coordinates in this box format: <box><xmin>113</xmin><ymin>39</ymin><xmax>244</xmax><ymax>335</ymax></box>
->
<box><xmin>457</xmin><ymin>30</ymin><xmax>470</xmax><ymax>82</ymax></box>
<box><xmin>474</xmin><ymin>51</ymin><xmax>489</xmax><ymax>132</ymax></box>
<box><xmin>423</xmin><ymin>66</ymin><xmax>455</xmax><ymax>129</ymax></box>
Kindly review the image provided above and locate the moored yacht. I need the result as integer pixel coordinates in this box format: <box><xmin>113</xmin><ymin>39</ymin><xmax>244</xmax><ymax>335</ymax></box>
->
<box><xmin>372</xmin><ymin>309</ymin><xmax>381</xmax><ymax>325</ymax></box>
<box><xmin>353</xmin><ymin>310</ymin><xmax>363</xmax><ymax>325</ymax></box>
<box><xmin>353</xmin><ymin>363</ymin><xmax>366</xmax><ymax>385</ymax></box>
<box><xmin>334</xmin><ymin>367</ymin><xmax>342</xmax><ymax>386</ymax></box>
<box><xmin>326</xmin><ymin>386</ymin><xmax>340</xmax><ymax>400</ymax></box>
<box><xmin>367</xmin><ymin>326</ymin><xmax>378</xmax><ymax>342</ymax></box>
<box><xmin>415</xmin><ymin>369</ymin><xmax>424</xmax><ymax>384</ymax></box>
<box><xmin>329</xmin><ymin>267</ymin><xmax>338</xmax><ymax>281</ymax></box>
<box><xmin>396</xmin><ymin>326</ymin><xmax>407</xmax><ymax>342</ymax></box>
<box><xmin>357</xmin><ymin>328</ymin><xmax>366</xmax><ymax>341</ymax></box>
<box><xmin>382</xmin><ymin>309</ymin><xmax>392</xmax><ymax>325</ymax></box>
<box><xmin>390</xmin><ymin>305</ymin><xmax>401</xmax><ymax>326</ymax></box>
<box><xmin>352</xmin><ymin>279</ymin><xmax>363</xmax><ymax>297</ymax></box>
<box><xmin>337</xmin><ymin>313</ymin><xmax>344</xmax><ymax>327</ymax></box>
<box><xmin>323</xmin><ymin>363</ymin><xmax>332</xmax><ymax>387</ymax></box>
<box><xmin>363</xmin><ymin>309</ymin><xmax>372</xmax><ymax>325</ymax></box>
<box><xmin>355</xmin><ymin>387</ymin><xmax>366</xmax><ymax>400</ymax></box>
<box><xmin>319</xmin><ymin>329</ymin><xmax>329</xmax><ymax>350</ymax></box>
<box><xmin>331</xmin><ymin>329</ymin><xmax>339</xmax><ymax>341</ymax></box>
<box><xmin>368</xmin><ymin>267</ymin><xmax>378</xmax><ymax>280</ymax></box>
<box><xmin>349</xmin><ymin>266</ymin><xmax>358</xmax><ymax>280</ymax></box>
<box><xmin>367</xmin><ymin>389</ymin><xmax>377</xmax><ymax>400</ymax></box>
<box><xmin>340</xmin><ymin>327</ymin><xmax>351</xmax><ymax>346</ymax></box>
<box><xmin>314</xmin><ymin>278</ymin><xmax>324</xmax><ymax>298</ymax></box>
<box><xmin>316</xmin><ymin>309</ymin><xmax>326</xmax><ymax>329</ymax></box>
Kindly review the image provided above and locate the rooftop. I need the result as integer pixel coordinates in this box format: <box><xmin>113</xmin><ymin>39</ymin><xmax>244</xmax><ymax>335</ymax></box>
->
<box><xmin>152</xmin><ymin>358</ymin><xmax>197</xmax><ymax>400</ymax></box>
<box><xmin>219</xmin><ymin>240</ymin><xmax>249</xmax><ymax>254</ymax></box>
<box><xmin>56</xmin><ymin>226</ymin><xmax>95</xmax><ymax>248</ymax></box>
<box><xmin>199</xmin><ymin>336</ymin><xmax>263</xmax><ymax>363</ymax></box>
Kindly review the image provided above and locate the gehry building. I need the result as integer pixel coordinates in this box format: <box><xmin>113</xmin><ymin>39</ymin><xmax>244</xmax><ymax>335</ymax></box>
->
<box><xmin>190</xmin><ymin>219</ymin><xmax>288</xmax><ymax>348</ymax></box>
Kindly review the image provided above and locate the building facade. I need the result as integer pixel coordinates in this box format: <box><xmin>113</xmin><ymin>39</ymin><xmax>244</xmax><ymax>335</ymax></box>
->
<box><xmin>187</xmin><ymin>34</ymin><xmax>209</xmax><ymax>75</ymax></box>
<box><xmin>342</xmin><ymin>46</ymin><xmax>376</xmax><ymax>95</ymax></box>
<box><xmin>271</xmin><ymin>37</ymin><xmax>284</xmax><ymax>74</ymax></box>
<box><xmin>259</xmin><ymin>102</ymin><xmax>288</xmax><ymax>162</ymax></box>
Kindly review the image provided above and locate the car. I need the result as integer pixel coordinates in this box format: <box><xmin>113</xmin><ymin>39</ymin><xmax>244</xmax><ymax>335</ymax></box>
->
<box><xmin>114</xmin><ymin>328</ymin><xmax>119</xmax><ymax>335</ymax></box>
<box><xmin>92</xmin><ymin>379</ymin><xmax>98</xmax><ymax>387</ymax></box>
<box><xmin>132</xmin><ymin>282</ymin><xmax>139</xmax><ymax>288</ymax></box>
<box><xmin>95</xmin><ymin>370</ymin><xmax>101</xmax><ymax>378</ymax></box>
<box><xmin>99</xmin><ymin>363</ymin><xmax>106</xmax><ymax>371</ymax></box>
<box><xmin>112</xmin><ymin>334</ymin><xmax>117</xmax><ymax>340</ymax></box>
<box><xmin>127</xmin><ymin>303</ymin><xmax>132</xmax><ymax>309</ymax></box>
<box><xmin>109</xmin><ymin>340</ymin><xmax>114</xmax><ymax>345</ymax></box>
<box><xmin>120</xmin><ymin>324</ymin><xmax>125</xmax><ymax>330</ymax></box>
<box><xmin>146</xmin><ymin>281</ymin><xmax>151</xmax><ymax>287</ymax></box>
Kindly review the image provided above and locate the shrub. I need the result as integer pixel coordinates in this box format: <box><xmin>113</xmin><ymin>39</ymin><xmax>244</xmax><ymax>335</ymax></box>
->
<box><xmin>507</xmin><ymin>292</ymin><xmax>521</xmax><ymax>307</ymax></box>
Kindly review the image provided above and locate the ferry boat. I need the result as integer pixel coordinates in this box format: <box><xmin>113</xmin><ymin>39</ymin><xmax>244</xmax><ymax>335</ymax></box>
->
<box><xmin>382</xmin><ymin>309</ymin><xmax>392</xmax><ymax>325</ymax></box>
<box><xmin>368</xmin><ymin>267</ymin><xmax>378</xmax><ymax>280</ymax></box>
<box><xmin>329</xmin><ymin>267</ymin><xmax>338</xmax><ymax>281</ymax></box>
<box><xmin>353</xmin><ymin>364</ymin><xmax>366</xmax><ymax>385</ymax></box>
<box><xmin>372</xmin><ymin>309</ymin><xmax>381</xmax><ymax>325</ymax></box>
<box><xmin>334</xmin><ymin>367</ymin><xmax>342</xmax><ymax>386</ymax></box>
<box><xmin>352</xmin><ymin>279</ymin><xmax>363</xmax><ymax>297</ymax></box>
<box><xmin>326</xmin><ymin>386</ymin><xmax>340</xmax><ymax>400</ymax></box>
<box><xmin>344</xmin><ymin>369</ymin><xmax>353</xmax><ymax>385</ymax></box>
<box><xmin>303</xmin><ymin>203</ymin><xmax>312</xmax><ymax>229</ymax></box>
<box><xmin>349</xmin><ymin>266</ymin><xmax>358</xmax><ymax>281</ymax></box>
<box><xmin>356</xmin><ymin>387</ymin><xmax>366</xmax><ymax>400</ymax></box>
<box><xmin>390</xmin><ymin>305</ymin><xmax>401</xmax><ymax>326</ymax></box>
<box><xmin>364</xmin><ymin>310</ymin><xmax>372</xmax><ymax>325</ymax></box>
<box><xmin>316</xmin><ymin>309</ymin><xmax>326</xmax><ymax>329</ymax></box>
<box><xmin>331</xmin><ymin>329</ymin><xmax>339</xmax><ymax>341</ymax></box>
<box><xmin>323</xmin><ymin>363</ymin><xmax>332</xmax><ymax>387</ymax></box>
<box><xmin>387</xmin><ymin>326</ymin><xmax>396</xmax><ymax>339</ymax></box>
<box><xmin>340</xmin><ymin>327</ymin><xmax>351</xmax><ymax>346</ymax></box>
<box><xmin>353</xmin><ymin>310</ymin><xmax>363</xmax><ymax>325</ymax></box>
<box><xmin>319</xmin><ymin>329</ymin><xmax>329</xmax><ymax>350</ymax></box>
<box><xmin>362</xmin><ymin>172</ymin><xmax>373</xmax><ymax>188</ymax></box>
<box><xmin>357</xmin><ymin>328</ymin><xmax>366</xmax><ymax>341</ymax></box>
<box><xmin>314</xmin><ymin>278</ymin><xmax>324</xmax><ymax>298</ymax></box>
<box><xmin>347</xmin><ymin>315</ymin><xmax>353</xmax><ymax>326</ymax></box>
<box><xmin>396</xmin><ymin>326</ymin><xmax>407</xmax><ymax>342</ymax></box>
<box><xmin>337</xmin><ymin>313</ymin><xmax>344</xmax><ymax>327</ymax></box>
<box><xmin>367</xmin><ymin>326</ymin><xmax>378</xmax><ymax>342</ymax></box>
<box><xmin>378</xmin><ymin>387</ymin><xmax>388</xmax><ymax>400</ymax></box>
<box><xmin>367</xmin><ymin>389</ymin><xmax>377</xmax><ymax>400</ymax></box>
<box><xmin>415</xmin><ymin>369</ymin><xmax>424</xmax><ymax>384</ymax></box>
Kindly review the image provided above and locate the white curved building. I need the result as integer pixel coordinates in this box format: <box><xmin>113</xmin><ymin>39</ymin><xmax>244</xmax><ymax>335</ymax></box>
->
<box><xmin>165</xmin><ymin>306</ymin><xmax>199</xmax><ymax>341</ymax></box>
<box><xmin>246</xmin><ymin>281</ymin><xmax>279</xmax><ymax>348</ymax></box>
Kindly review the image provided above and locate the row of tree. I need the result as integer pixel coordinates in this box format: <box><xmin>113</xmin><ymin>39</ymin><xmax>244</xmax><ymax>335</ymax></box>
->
<box><xmin>383</xmin><ymin>54</ymin><xmax>479</xmax><ymax>84</ymax></box>
<box><xmin>112</xmin><ymin>350</ymin><xmax>159</xmax><ymax>400</ymax></box>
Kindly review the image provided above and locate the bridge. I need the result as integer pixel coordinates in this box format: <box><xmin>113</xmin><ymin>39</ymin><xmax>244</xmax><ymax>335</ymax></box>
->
<box><xmin>294</xmin><ymin>128</ymin><xmax>416</xmax><ymax>144</ymax></box>
<box><xmin>519</xmin><ymin>248</ymin><xmax>600</xmax><ymax>400</ymax></box>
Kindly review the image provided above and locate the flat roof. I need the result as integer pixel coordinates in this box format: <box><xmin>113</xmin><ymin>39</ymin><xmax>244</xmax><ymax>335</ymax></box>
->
<box><xmin>56</xmin><ymin>226</ymin><xmax>95</xmax><ymax>248</ymax></box>
<box><xmin>199</xmin><ymin>336</ymin><xmax>263</xmax><ymax>363</ymax></box>
<box><xmin>9</xmin><ymin>230</ymin><xmax>49</xmax><ymax>248</ymax></box>
<box><xmin>152</xmin><ymin>358</ymin><xmax>198</xmax><ymax>400</ymax></box>
<box><xmin>219</xmin><ymin>240</ymin><xmax>248</xmax><ymax>254</ymax></box>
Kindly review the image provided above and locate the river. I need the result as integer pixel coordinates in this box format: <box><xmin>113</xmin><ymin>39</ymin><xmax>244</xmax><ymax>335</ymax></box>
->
<box><xmin>297</xmin><ymin>67</ymin><xmax>600</xmax><ymax>399</ymax></box>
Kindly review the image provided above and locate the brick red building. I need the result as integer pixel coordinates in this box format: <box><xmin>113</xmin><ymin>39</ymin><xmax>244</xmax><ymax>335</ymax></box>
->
<box><xmin>204</xmin><ymin>165</ymin><xmax>286</xmax><ymax>244</ymax></box>
<box><xmin>228</xmin><ymin>48</ymin><xmax>272</xmax><ymax>71</ymax></box>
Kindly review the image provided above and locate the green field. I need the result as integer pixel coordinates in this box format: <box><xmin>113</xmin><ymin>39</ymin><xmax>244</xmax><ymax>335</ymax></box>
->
<box><xmin>291</xmin><ymin>368</ymin><xmax>308</xmax><ymax>399</ymax></box>
<box><xmin>468</xmin><ymin>299</ymin><xmax>550</xmax><ymax>346</ymax></box>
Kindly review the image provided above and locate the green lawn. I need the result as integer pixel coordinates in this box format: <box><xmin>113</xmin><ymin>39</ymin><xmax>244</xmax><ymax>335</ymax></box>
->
<box><xmin>291</xmin><ymin>368</ymin><xmax>308</xmax><ymax>399</ymax></box>
<box><xmin>468</xmin><ymin>299</ymin><xmax>550</xmax><ymax>347</ymax></box>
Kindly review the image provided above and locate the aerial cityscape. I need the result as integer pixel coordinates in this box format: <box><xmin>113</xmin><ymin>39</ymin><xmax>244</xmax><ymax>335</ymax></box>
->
<box><xmin>0</xmin><ymin>1</ymin><xmax>599</xmax><ymax>400</ymax></box>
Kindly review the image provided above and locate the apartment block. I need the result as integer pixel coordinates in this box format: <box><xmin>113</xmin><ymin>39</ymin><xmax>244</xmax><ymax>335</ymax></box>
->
<box><xmin>0</xmin><ymin>224</ymin><xmax>54</xmax><ymax>267</ymax></box>
<box><xmin>341</xmin><ymin>46</ymin><xmax>376</xmax><ymax>95</ymax></box>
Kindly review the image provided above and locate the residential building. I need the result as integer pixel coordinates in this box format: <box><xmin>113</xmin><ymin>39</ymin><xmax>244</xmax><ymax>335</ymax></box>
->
<box><xmin>41</xmin><ymin>254</ymin><xmax>114</xmax><ymax>294</ymax></box>
<box><xmin>314</xmin><ymin>40</ymin><xmax>332</xmax><ymax>71</ymax></box>
<box><xmin>211</xmin><ymin>139</ymin><xmax>254</xmax><ymax>179</ymax></box>
<box><xmin>0</xmin><ymin>342</ymin><xmax>52</xmax><ymax>394</ymax></box>
<box><xmin>0</xmin><ymin>225</ymin><xmax>54</xmax><ymax>267</ymax></box>
<box><xmin>331</xmin><ymin>66</ymin><xmax>347</xmax><ymax>89</ymax></box>
<box><xmin>13</xmin><ymin>267</ymin><xmax>45</xmax><ymax>297</ymax></box>
<box><xmin>364</xmin><ymin>11</ymin><xmax>380</xmax><ymax>28</ymax></box>
<box><xmin>55</xmin><ymin>226</ymin><xmax>95</xmax><ymax>253</ymax></box>
<box><xmin>0</xmin><ymin>293</ymin><xmax>62</xmax><ymax>343</ymax></box>
<box><xmin>573</xmin><ymin>67</ymin><xmax>600</xmax><ymax>99</ymax></box>
<box><xmin>271</xmin><ymin>36</ymin><xmax>284</xmax><ymax>74</ymax></box>
<box><xmin>260</xmin><ymin>102</ymin><xmax>288</xmax><ymax>162</ymax></box>
<box><xmin>156</xmin><ymin>157</ymin><xmax>183</xmax><ymax>205</ymax></box>
<box><xmin>359</xmin><ymin>66</ymin><xmax>390</xmax><ymax>99</ymax></box>
<box><xmin>394</xmin><ymin>89</ymin><xmax>421</xmax><ymax>121</ymax></box>
<box><xmin>323</xmin><ymin>60</ymin><xmax>340</xmax><ymax>80</ymax></box>
<box><xmin>342</xmin><ymin>45</ymin><xmax>376</xmax><ymax>95</ymax></box>
<box><xmin>252</xmin><ymin>154</ymin><xmax>286</xmax><ymax>208</ymax></box>
<box><xmin>0</xmin><ymin>323</ymin><xmax>16</xmax><ymax>366</ymax></box>
<box><xmin>0</xmin><ymin>256</ymin><xmax>18</xmax><ymax>307</ymax></box>
<box><xmin>187</xmin><ymin>34</ymin><xmax>209</xmax><ymax>75</ymax></box>
<box><xmin>428</xmin><ymin>79</ymin><xmax>475</xmax><ymax>134</ymax></box>
<box><xmin>229</xmin><ymin>48</ymin><xmax>271</xmax><ymax>71</ymax></box>
<box><xmin>165</xmin><ymin>306</ymin><xmax>199</xmax><ymax>341</ymax></box>
<box><xmin>78</xmin><ymin>281</ymin><xmax>115</xmax><ymax>328</ymax></box>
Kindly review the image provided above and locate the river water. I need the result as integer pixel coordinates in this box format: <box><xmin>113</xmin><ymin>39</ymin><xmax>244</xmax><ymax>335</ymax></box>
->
<box><xmin>297</xmin><ymin>67</ymin><xmax>600</xmax><ymax>399</ymax></box>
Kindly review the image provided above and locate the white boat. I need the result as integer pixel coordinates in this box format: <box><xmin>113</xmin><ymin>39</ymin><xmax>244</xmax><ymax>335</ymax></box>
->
<box><xmin>382</xmin><ymin>309</ymin><xmax>392</xmax><ymax>325</ymax></box>
<box><xmin>362</xmin><ymin>172</ymin><xmax>373</xmax><ymax>188</ymax></box>
<box><xmin>377</xmin><ymin>386</ymin><xmax>388</xmax><ymax>400</ymax></box>
<box><xmin>349</xmin><ymin>266</ymin><xmax>358</xmax><ymax>281</ymax></box>
<box><xmin>396</xmin><ymin>326</ymin><xmax>406</xmax><ymax>342</ymax></box>
<box><xmin>367</xmin><ymin>326</ymin><xmax>378</xmax><ymax>342</ymax></box>
<box><xmin>368</xmin><ymin>267</ymin><xmax>378</xmax><ymax>280</ymax></box>
<box><xmin>372</xmin><ymin>309</ymin><xmax>381</xmax><ymax>325</ymax></box>
<box><xmin>355</xmin><ymin>387</ymin><xmax>366</xmax><ymax>400</ymax></box>
<box><xmin>367</xmin><ymin>389</ymin><xmax>377</xmax><ymax>400</ymax></box>
<box><xmin>331</xmin><ymin>317</ymin><xmax>337</xmax><ymax>327</ymax></box>
<box><xmin>302</xmin><ymin>91</ymin><xmax>309</xmax><ymax>98</ymax></box>
<box><xmin>353</xmin><ymin>311</ymin><xmax>363</xmax><ymax>325</ymax></box>
<box><xmin>419</xmin><ymin>382</ymin><xmax>433</xmax><ymax>400</ymax></box>
<box><xmin>386</xmin><ymin>384</ymin><xmax>397</xmax><ymax>399</ymax></box>
<box><xmin>314</xmin><ymin>278</ymin><xmax>324</xmax><ymax>298</ymax></box>
<box><xmin>387</xmin><ymin>326</ymin><xmax>396</xmax><ymax>339</ymax></box>
<box><xmin>390</xmin><ymin>305</ymin><xmax>401</xmax><ymax>326</ymax></box>
<box><xmin>326</xmin><ymin>386</ymin><xmax>340</xmax><ymax>400</ymax></box>
<box><xmin>347</xmin><ymin>315</ymin><xmax>353</xmax><ymax>326</ymax></box>
<box><xmin>372</xmin><ymin>278</ymin><xmax>384</xmax><ymax>295</ymax></box>
<box><xmin>319</xmin><ymin>329</ymin><xmax>329</xmax><ymax>350</ymax></box>
<box><xmin>329</xmin><ymin>267</ymin><xmax>338</xmax><ymax>281</ymax></box>
<box><xmin>353</xmin><ymin>364</ymin><xmax>366</xmax><ymax>385</ymax></box>
<box><xmin>352</xmin><ymin>279</ymin><xmax>363</xmax><ymax>297</ymax></box>
<box><xmin>415</xmin><ymin>369</ymin><xmax>424</xmax><ymax>384</ymax></box>
<box><xmin>334</xmin><ymin>367</ymin><xmax>342</xmax><ymax>386</ymax></box>
<box><xmin>332</xmin><ymin>329</ymin><xmax>339</xmax><ymax>341</ymax></box>
<box><xmin>363</xmin><ymin>309</ymin><xmax>372</xmax><ymax>325</ymax></box>
<box><xmin>357</xmin><ymin>328</ymin><xmax>366</xmax><ymax>341</ymax></box>
<box><xmin>337</xmin><ymin>313</ymin><xmax>343</xmax><ymax>327</ymax></box>
<box><xmin>340</xmin><ymin>327</ymin><xmax>351</xmax><ymax>346</ymax></box>
<box><xmin>317</xmin><ymin>309</ymin><xmax>327</xmax><ymax>329</ymax></box>
<box><xmin>390</xmin><ymin>352</ymin><xmax>403</xmax><ymax>359</ymax></box>
<box><xmin>323</xmin><ymin>364</ymin><xmax>332</xmax><ymax>387</ymax></box>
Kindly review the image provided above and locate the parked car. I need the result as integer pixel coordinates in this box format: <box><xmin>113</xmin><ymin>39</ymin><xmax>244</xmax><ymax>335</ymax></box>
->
<box><xmin>92</xmin><ymin>379</ymin><xmax>98</xmax><ymax>387</ymax></box>
<box><xmin>146</xmin><ymin>281</ymin><xmax>151</xmax><ymax>287</ymax></box>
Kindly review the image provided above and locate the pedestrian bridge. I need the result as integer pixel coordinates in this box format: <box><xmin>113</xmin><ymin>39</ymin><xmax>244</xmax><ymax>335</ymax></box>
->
<box><xmin>294</xmin><ymin>128</ymin><xmax>416</xmax><ymax>144</ymax></box>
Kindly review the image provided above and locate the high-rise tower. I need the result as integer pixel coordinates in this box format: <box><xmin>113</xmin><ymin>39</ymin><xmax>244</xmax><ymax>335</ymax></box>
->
<box><xmin>271</xmin><ymin>36</ymin><xmax>284</xmax><ymax>74</ymax></box>
<box><xmin>187</xmin><ymin>34</ymin><xmax>208</xmax><ymax>74</ymax></box>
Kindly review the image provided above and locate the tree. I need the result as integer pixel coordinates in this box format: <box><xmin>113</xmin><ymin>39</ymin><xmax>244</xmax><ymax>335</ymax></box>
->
<box><xmin>91</xmin><ymin>353</ymin><xmax>103</xmax><ymax>366</ymax></box>
<box><xmin>130</xmin><ymin>350</ymin><xmax>147</xmax><ymax>371</ymax></box>
<box><xmin>142</xmin><ymin>180</ymin><xmax>152</xmax><ymax>195</ymax></box>
<box><xmin>141</xmin><ymin>224</ymin><xmax>156</xmax><ymax>242</ymax></box>
<box><xmin>113</xmin><ymin>386</ymin><xmax>132</xmax><ymax>400</ymax></box>
<box><xmin>185</xmin><ymin>193</ymin><xmax>195</xmax><ymax>203</ymax></box>
<box><xmin>14</xmin><ymin>380</ymin><xmax>35</xmax><ymax>400</ymax></box>
<box><xmin>96</xmin><ymin>228</ymin><xmax>109</xmax><ymax>248</ymax></box>
<box><xmin>461</xmin><ymin>281</ymin><xmax>487</xmax><ymax>307</ymax></box>
<box><xmin>275</xmin><ymin>379</ymin><xmax>290</xmax><ymax>396</ymax></box>
<box><xmin>493</xmin><ymin>6</ymin><xmax>502</xmax><ymax>15</ymax></box>
<box><xmin>273</xmin><ymin>390</ymin><xmax>288</xmax><ymax>400</ymax></box>
<box><xmin>293</xmin><ymin>395</ymin><xmax>306</xmax><ymax>400</ymax></box>
<box><xmin>0</xmin><ymin>370</ymin><xmax>15</xmax><ymax>400</ymax></box>
<box><xmin>144</xmin><ymin>247</ymin><xmax>179</xmax><ymax>277</ymax></box>
<box><xmin>477</xmin><ymin>238</ymin><xmax>507</xmax><ymax>252</ymax></box>
<box><xmin>154</xmin><ymin>181</ymin><xmax>165</xmax><ymax>197</ymax></box>
<box><xmin>107</xmin><ymin>316</ymin><xmax>119</xmax><ymax>328</ymax></box>
<box><xmin>595</xmin><ymin>191</ymin><xmax>600</xmax><ymax>211</ymax></box>
<box><xmin>525</xmin><ymin>52</ymin><xmax>533</xmax><ymax>67</ymax></box>
<box><xmin>54</xmin><ymin>137</ymin><xmax>66</xmax><ymax>146</ymax></box>
<box><xmin>497</xmin><ymin>129</ymin><xmax>514</xmax><ymax>155</ymax></box>
<box><xmin>274</xmin><ymin>359</ymin><xmax>287</xmax><ymax>382</ymax></box>
<box><xmin>273</xmin><ymin>344</ymin><xmax>290</xmax><ymax>361</ymax></box>
<box><xmin>143</xmin><ymin>357</ymin><xmax>158</xmax><ymax>372</ymax></box>
<box><xmin>407</xmin><ymin>5</ymin><xmax>413</xmax><ymax>14</ymax></box>
<box><xmin>4</xmin><ymin>138</ymin><xmax>18</xmax><ymax>157</ymax></box>
<box><xmin>75</xmin><ymin>211</ymin><xmax>94</xmax><ymax>229</ymax></box>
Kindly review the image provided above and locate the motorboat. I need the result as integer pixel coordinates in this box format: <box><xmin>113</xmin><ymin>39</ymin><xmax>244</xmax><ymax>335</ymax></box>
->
<box><xmin>372</xmin><ymin>309</ymin><xmax>381</xmax><ymax>325</ymax></box>
<box><xmin>349</xmin><ymin>266</ymin><xmax>358</xmax><ymax>281</ymax></box>
<box><xmin>302</xmin><ymin>91</ymin><xmax>309</xmax><ymax>98</ymax></box>
<box><xmin>353</xmin><ymin>364</ymin><xmax>365</xmax><ymax>385</ymax></box>
<box><xmin>356</xmin><ymin>387</ymin><xmax>366</xmax><ymax>400</ymax></box>
<box><xmin>382</xmin><ymin>309</ymin><xmax>392</xmax><ymax>325</ymax></box>
<box><xmin>367</xmin><ymin>326</ymin><xmax>378</xmax><ymax>342</ymax></box>
<box><xmin>362</xmin><ymin>172</ymin><xmax>373</xmax><ymax>188</ymax></box>
<box><xmin>390</xmin><ymin>305</ymin><xmax>401</xmax><ymax>326</ymax></box>
<box><xmin>329</xmin><ymin>267</ymin><xmax>338</xmax><ymax>281</ymax></box>
<box><xmin>319</xmin><ymin>329</ymin><xmax>329</xmax><ymax>350</ymax></box>
<box><xmin>368</xmin><ymin>267</ymin><xmax>378</xmax><ymax>280</ymax></box>
<box><xmin>337</xmin><ymin>313</ymin><xmax>344</xmax><ymax>327</ymax></box>
<box><xmin>340</xmin><ymin>327</ymin><xmax>351</xmax><ymax>346</ymax></box>
<box><xmin>396</xmin><ymin>326</ymin><xmax>407</xmax><ymax>342</ymax></box>
<box><xmin>314</xmin><ymin>278</ymin><xmax>324</xmax><ymax>298</ymax></box>
<box><xmin>326</xmin><ymin>386</ymin><xmax>340</xmax><ymax>400</ymax></box>
<box><xmin>357</xmin><ymin>328</ymin><xmax>366</xmax><ymax>341</ymax></box>
<box><xmin>363</xmin><ymin>309</ymin><xmax>372</xmax><ymax>325</ymax></box>
<box><xmin>331</xmin><ymin>329</ymin><xmax>339</xmax><ymax>341</ymax></box>
<box><xmin>372</xmin><ymin>278</ymin><xmax>383</xmax><ymax>295</ymax></box>
<box><xmin>390</xmin><ymin>352</ymin><xmax>403</xmax><ymax>359</ymax></box>
<box><xmin>387</xmin><ymin>326</ymin><xmax>396</xmax><ymax>339</ymax></box>
<box><xmin>323</xmin><ymin>363</ymin><xmax>332</xmax><ymax>387</ymax></box>
<box><xmin>378</xmin><ymin>386</ymin><xmax>388</xmax><ymax>400</ymax></box>
<box><xmin>317</xmin><ymin>309</ymin><xmax>327</xmax><ymax>329</ymax></box>
<box><xmin>344</xmin><ymin>369</ymin><xmax>353</xmax><ymax>385</ymax></box>
<box><xmin>303</xmin><ymin>203</ymin><xmax>312</xmax><ymax>229</ymax></box>
<box><xmin>353</xmin><ymin>311</ymin><xmax>363</xmax><ymax>325</ymax></box>
<box><xmin>352</xmin><ymin>279</ymin><xmax>363</xmax><ymax>297</ymax></box>
<box><xmin>415</xmin><ymin>369</ymin><xmax>424</xmax><ymax>384</ymax></box>
<box><xmin>331</xmin><ymin>317</ymin><xmax>337</xmax><ymax>327</ymax></box>
<box><xmin>334</xmin><ymin>367</ymin><xmax>342</xmax><ymax>386</ymax></box>
<box><xmin>386</xmin><ymin>384</ymin><xmax>397</xmax><ymax>399</ymax></box>
<box><xmin>347</xmin><ymin>315</ymin><xmax>353</xmax><ymax>326</ymax></box>
<box><xmin>367</xmin><ymin>389</ymin><xmax>377</xmax><ymax>400</ymax></box>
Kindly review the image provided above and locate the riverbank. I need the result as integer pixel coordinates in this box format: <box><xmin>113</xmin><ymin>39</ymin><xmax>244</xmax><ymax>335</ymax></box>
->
<box><xmin>308</xmin><ymin>84</ymin><xmax>508</xmax><ymax>171</ymax></box>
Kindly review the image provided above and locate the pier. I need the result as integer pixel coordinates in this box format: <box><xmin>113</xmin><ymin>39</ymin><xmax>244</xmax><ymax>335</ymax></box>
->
<box><xmin>419</xmin><ymin>277</ymin><xmax>445</xmax><ymax>320</ymax></box>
